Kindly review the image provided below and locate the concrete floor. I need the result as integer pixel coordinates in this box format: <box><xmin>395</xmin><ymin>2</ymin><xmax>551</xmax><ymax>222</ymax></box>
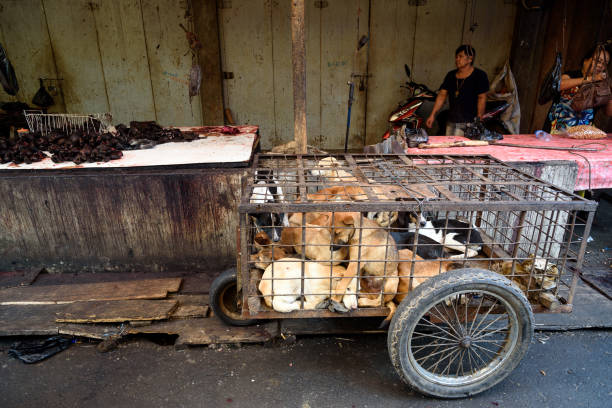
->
<box><xmin>0</xmin><ymin>330</ymin><xmax>610</xmax><ymax>408</ymax></box>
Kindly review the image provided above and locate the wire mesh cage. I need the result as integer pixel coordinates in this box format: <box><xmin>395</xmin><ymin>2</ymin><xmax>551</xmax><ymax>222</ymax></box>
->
<box><xmin>238</xmin><ymin>153</ymin><xmax>597</xmax><ymax>319</ymax></box>
<box><xmin>23</xmin><ymin>110</ymin><xmax>112</xmax><ymax>136</ymax></box>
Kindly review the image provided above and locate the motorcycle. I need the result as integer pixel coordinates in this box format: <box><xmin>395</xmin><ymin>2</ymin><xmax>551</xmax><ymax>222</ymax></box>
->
<box><xmin>382</xmin><ymin>65</ymin><xmax>437</xmax><ymax>147</ymax></box>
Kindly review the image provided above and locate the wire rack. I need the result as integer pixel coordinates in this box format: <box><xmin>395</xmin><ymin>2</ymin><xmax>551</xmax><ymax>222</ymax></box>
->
<box><xmin>239</xmin><ymin>154</ymin><xmax>597</xmax><ymax>319</ymax></box>
<box><xmin>23</xmin><ymin>110</ymin><xmax>112</xmax><ymax>135</ymax></box>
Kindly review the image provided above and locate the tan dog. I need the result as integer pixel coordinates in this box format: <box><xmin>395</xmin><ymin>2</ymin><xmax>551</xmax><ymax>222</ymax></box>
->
<box><xmin>258</xmin><ymin>260</ymin><xmax>357</xmax><ymax>312</ymax></box>
<box><xmin>310</xmin><ymin>157</ymin><xmax>358</xmax><ymax>183</ymax></box>
<box><xmin>280</xmin><ymin>212</ymin><xmax>348</xmax><ymax>264</ymax></box>
<box><xmin>395</xmin><ymin>249</ymin><xmax>456</xmax><ymax>303</ymax></box>
<box><xmin>330</xmin><ymin>212</ymin><xmax>399</xmax><ymax>318</ymax></box>
<box><xmin>307</xmin><ymin>186</ymin><xmax>398</xmax><ymax>227</ymax></box>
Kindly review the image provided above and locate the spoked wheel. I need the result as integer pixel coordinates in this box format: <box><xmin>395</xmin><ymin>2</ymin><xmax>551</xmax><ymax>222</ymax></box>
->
<box><xmin>388</xmin><ymin>268</ymin><xmax>533</xmax><ymax>398</ymax></box>
<box><xmin>210</xmin><ymin>268</ymin><xmax>259</xmax><ymax>326</ymax></box>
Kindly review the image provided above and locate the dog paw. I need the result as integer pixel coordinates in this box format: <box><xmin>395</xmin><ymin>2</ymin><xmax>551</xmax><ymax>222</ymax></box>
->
<box><xmin>328</xmin><ymin>299</ymin><xmax>349</xmax><ymax>313</ymax></box>
<box><xmin>315</xmin><ymin>299</ymin><xmax>331</xmax><ymax>309</ymax></box>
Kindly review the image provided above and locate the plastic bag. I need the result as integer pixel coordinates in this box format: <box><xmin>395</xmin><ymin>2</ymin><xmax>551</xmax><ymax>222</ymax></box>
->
<box><xmin>0</xmin><ymin>41</ymin><xmax>19</xmax><ymax>96</ymax></box>
<box><xmin>32</xmin><ymin>78</ymin><xmax>54</xmax><ymax>108</ymax></box>
<box><xmin>488</xmin><ymin>61</ymin><xmax>521</xmax><ymax>134</ymax></box>
<box><xmin>465</xmin><ymin>119</ymin><xmax>503</xmax><ymax>141</ymax></box>
<box><xmin>538</xmin><ymin>52</ymin><xmax>562</xmax><ymax>105</ymax></box>
<box><xmin>8</xmin><ymin>336</ymin><xmax>73</xmax><ymax>364</ymax></box>
<box><xmin>562</xmin><ymin>124</ymin><xmax>607</xmax><ymax>139</ymax></box>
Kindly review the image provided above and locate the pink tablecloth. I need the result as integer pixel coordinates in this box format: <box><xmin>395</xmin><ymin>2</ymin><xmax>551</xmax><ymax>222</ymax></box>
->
<box><xmin>405</xmin><ymin>134</ymin><xmax>612</xmax><ymax>190</ymax></box>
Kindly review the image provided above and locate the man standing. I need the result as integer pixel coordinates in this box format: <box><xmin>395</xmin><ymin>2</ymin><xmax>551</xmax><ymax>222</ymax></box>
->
<box><xmin>425</xmin><ymin>45</ymin><xmax>489</xmax><ymax>135</ymax></box>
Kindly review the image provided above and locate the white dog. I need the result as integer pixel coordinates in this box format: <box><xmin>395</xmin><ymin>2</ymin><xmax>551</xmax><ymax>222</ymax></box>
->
<box><xmin>259</xmin><ymin>260</ymin><xmax>357</xmax><ymax>313</ymax></box>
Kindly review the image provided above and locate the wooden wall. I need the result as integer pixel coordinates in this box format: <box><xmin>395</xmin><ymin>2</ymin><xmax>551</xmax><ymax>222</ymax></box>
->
<box><xmin>0</xmin><ymin>0</ymin><xmax>224</xmax><ymax>126</ymax></box>
<box><xmin>219</xmin><ymin>0</ymin><xmax>517</xmax><ymax>149</ymax></box>
<box><xmin>1</xmin><ymin>0</ymin><xmax>517</xmax><ymax>148</ymax></box>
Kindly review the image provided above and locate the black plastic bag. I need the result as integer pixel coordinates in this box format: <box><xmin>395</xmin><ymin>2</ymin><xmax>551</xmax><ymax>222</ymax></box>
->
<box><xmin>8</xmin><ymin>336</ymin><xmax>73</xmax><ymax>364</ymax></box>
<box><xmin>465</xmin><ymin>120</ymin><xmax>503</xmax><ymax>141</ymax></box>
<box><xmin>0</xmin><ymin>41</ymin><xmax>19</xmax><ymax>96</ymax></box>
<box><xmin>538</xmin><ymin>52</ymin><xmax>562</xmax><ymax>105</ymax></box>
<box><xmin>404</xmin><ymin>127</ymin><xmax>428</xmax><ymax>148</ymax></box>
<box><xmin>32</xmin><ymin>78</ymin><xmax>54</xmax><ymax>108</ymax></box>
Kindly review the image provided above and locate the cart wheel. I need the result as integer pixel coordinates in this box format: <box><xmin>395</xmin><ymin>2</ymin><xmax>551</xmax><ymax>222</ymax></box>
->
<box><xmin>387</xmin><ymin>268</ymin><xmax>533</xmax><ymax>398</ymax></box>
<box><xmin>210</xmin><ymin>268</ymin><xmax>258</xmax><ymax>327</ymax></box>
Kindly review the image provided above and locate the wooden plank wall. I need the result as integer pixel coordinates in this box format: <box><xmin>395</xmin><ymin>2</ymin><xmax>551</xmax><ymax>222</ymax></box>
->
<box><xmin>0</xmin><ymin>0</ymin><xmax>223</xmax><ymax>127</ymax></box>
<box><xmin>218</xmin><ymin>0</ymin><xmax>516</xmax><ymax>150</ymax></box>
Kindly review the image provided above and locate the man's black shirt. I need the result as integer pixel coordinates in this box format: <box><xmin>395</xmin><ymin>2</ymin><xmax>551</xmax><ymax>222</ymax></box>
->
<box><xmin>440</xmin><ymin>67</ymin><xmax>489</xmax><ymax>123</ymax></box>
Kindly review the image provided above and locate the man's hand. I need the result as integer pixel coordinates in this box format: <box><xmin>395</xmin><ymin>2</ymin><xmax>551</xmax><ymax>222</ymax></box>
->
<box><xmin>425</xmin><ymin>114</ymin><xmax>435</xmax><ymax>128</ymax></box>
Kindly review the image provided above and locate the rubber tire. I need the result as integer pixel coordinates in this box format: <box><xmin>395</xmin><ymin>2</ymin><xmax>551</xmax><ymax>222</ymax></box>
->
<box><xmin>387</xmin><ymin>268</ymin><xmax>534</xmax><ymax>399</ymax></box>
<box><xmin>210</xmin><ymin>268</ymin><xmax>259</xmax><ymax>327</ymax></box>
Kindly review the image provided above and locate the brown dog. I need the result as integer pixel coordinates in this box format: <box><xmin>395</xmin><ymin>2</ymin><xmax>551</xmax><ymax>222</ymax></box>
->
<box><xmin>395</xmin><ymin>249</ymin><xmax>456</xmax><ymax>303</ymax></box>
<box><xmin>307</xmin><ymin>186</ymin><xmax>398</xmax><ymax>227</ymax></box>
<box><xmin>250</xmin><ymin>231</ymin><xmax>294</xmax><ymax>270</ymax></box>
<box><xmin>330</xmin><ymin>212</ymin><xmax>399</xmax><ymax>317</ymax></box>
<box><xmin>280</xmin><ymin>212</ymin><xmax>348</xmax><ymax>264</ymax></box>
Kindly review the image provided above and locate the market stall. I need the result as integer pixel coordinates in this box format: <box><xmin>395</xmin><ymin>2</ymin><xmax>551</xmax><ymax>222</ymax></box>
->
<box><xmin>406</xmin><ymin>134</ymin><xmax>612</xmax><ymax>191</ymax></box>
<box><xmin>0</xmin><ymin>126</ymin><xmax>259</xmax><ymax>275</ymax></box>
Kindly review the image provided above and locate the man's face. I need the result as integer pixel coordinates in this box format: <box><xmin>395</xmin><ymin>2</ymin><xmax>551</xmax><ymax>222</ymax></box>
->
<box><xmin>455</xmin><ymin>51</ymin><xmax>473</xmax><ymax>69</ymax></box>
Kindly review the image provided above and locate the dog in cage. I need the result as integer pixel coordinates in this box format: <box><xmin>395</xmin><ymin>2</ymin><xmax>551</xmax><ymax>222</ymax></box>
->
<box><xmin>328</xmin><ymin>212</ymin><xmax>400</xmax><ymax>319</ymax></box>
<box><xmin>249</xmin><ymin>169</ymin><xmax>289</xmax><ymax>242</ymax></box>
<box><xmin>308</xmin><ymin>159</ymin><xmax>399</xmax><ymax>227</ymax></box>
<box><xmin>398</xmin><ymin>211</ymin><xmax>483</xmax><ymax>259</ymax></box>
<box><xmin>258</xmin><ymin>260</ymin><xmax>357</xmax><ymax>312</ymax></box>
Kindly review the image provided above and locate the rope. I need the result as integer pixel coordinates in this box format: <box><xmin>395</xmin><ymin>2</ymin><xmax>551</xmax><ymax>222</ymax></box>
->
<box><xmin>567</xmin><ymin>142</ymin><xmax>607</xmax><ymax>192</ymax></box>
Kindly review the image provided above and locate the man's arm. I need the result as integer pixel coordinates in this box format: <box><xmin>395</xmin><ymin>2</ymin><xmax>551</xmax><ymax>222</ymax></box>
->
<box><xmin>477</xmin><ymin>93</ymin><xmax>487</xmax><ymax>119</ymax></box>
<box><xmin>426</xmin><ymin>89</ymin><xmax>448</xmax><ymax>128</ymax></box>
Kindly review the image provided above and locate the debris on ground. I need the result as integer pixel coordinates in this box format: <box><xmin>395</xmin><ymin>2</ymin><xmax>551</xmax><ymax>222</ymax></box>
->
<box><xmin>8</xmin><ymin>335</ymin><xmax>73</xmax><ymax>363</ymax></box>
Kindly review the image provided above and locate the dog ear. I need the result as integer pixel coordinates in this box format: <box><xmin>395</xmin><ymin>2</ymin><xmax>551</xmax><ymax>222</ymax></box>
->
<box><xmin>334</xmin><ymin>212</ymin><xmax>355</xmax><ymax>226</ymax></box>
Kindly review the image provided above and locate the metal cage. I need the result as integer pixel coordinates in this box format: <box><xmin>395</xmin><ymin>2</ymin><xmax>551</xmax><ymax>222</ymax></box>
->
<box><xmin>238</xmin><ymin>153</ymin><xmax>597</xmax><ymax>319</ymax></box>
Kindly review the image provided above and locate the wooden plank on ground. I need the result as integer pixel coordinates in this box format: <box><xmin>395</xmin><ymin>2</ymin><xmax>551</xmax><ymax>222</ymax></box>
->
<box><xmin>55</xmin><ymin>299</ymin><xmax>179</xmax><ymax>323</ymax></box>
<box><xmin>0</xmin><ymin>278</ymin><xmax>182</xmax><ymax>305</ymax></box>
<box><xmin>129</xmin><ymin>315</ymin><xmax>279</xmax><ymax>346</ymax></box>
<box><xmin>0</xmin><ymin>304</ymin><xmax>64</xmax><ymax>336</ymax></box>
<box><xmin>170</xmin><ymin>305</ymin><xmax>209</xmax><ymax>319</ymax></box>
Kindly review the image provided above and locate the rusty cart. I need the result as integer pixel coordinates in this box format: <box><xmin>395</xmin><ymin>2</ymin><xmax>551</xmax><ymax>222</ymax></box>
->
<box><xmin>210</xmin><ymin>153</ymin><xmax>597</xmax><ymax>398</ymax></box>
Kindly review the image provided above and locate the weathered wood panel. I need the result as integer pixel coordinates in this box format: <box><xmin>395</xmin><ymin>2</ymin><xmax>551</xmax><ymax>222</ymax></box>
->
<box><xmin>319</xmin><ymin>0</ymin><xmax>369</xmax><ymax>150</ymax></box>
<box><xmin>43</xmin><ymin>0</ymin><xmax>110</xmax><ymax>114</ymax></box>
<box><xmin>193</xmin><ymin>0</ymin><xmax>225</xmax><ymax>125</ymax></box>
<box><xmin>0</xmin><ymin>167</ymin><xmax>243</xmax><ymax>273</ymax></box>
<box><xmin>141</xmin><ymin>0</ymin><xmax>203</xmax><ymax>126</ymax></box>
<box><xmin>90</xmin><ymin>0</ymin><xmax>157</xmax><ymax>124</ymax></box>
<box><xmin>0</xmin><ymin>0</ymin><xmax>219</xmax><ymax>126</ymax></box>
<box><xmin>271</xmin><ymin>0</ymin><xmax>293</xmax><ymax>147</ymax></box>
<box><xmin>55</xmin><ymin>299</ymin><xmax>179</xmax><ymax>322</ymax></box>
<box><xmin>218</xmin><ymin>0</ymin><xmax>275</xmax><ymax>146</ymax></box>
<box><xmin>305</xmin><ymin>1</ymin><xmax>322</xmax><ymax>147</ymax></box>
<box><xmin>365</xmin><ymin>0</ymin><xmax>417</xmax><ymax>145</ymax></box>
<box><xmin>460</xmin><ymin>0</ymin><xmax>516</xmax><ymax>80</ymax></box>
<box><xmin>0</xmin><ymin>278</ymin><xmax>181</xmax><ymax>305</ymax></box>
<box><xmin>0</xmin><ymin>0</ymin><xmax>66</xmax><ymax>111</ymax></box>
<box><xmin>218</xmin><ymin>0</ymin><xmax>369</xmax><ymax>150</ymax></box>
